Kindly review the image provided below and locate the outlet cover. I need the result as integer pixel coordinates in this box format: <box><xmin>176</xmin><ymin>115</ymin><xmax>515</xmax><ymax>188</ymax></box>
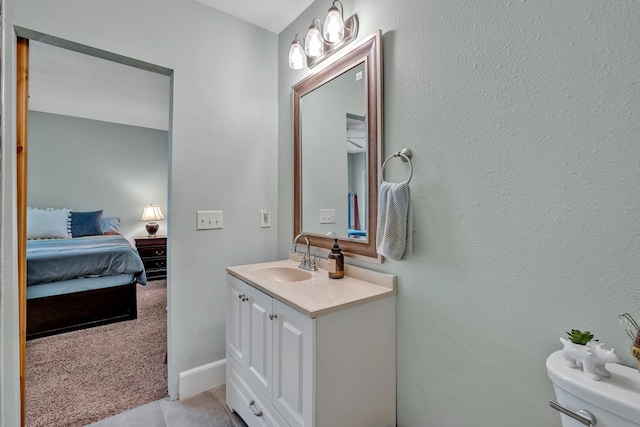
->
<box><xmin>260</xmin><ymin>209</ymin><xmax>271</xmax><ymax>228</ymax></box>
<box><xmin>197</xmin><ymin>210</ymin><xmax>223</xmax><ymax>230</ymax></box>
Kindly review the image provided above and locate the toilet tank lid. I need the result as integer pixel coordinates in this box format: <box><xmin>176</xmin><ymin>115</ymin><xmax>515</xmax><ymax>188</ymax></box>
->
<box><xmin>546</xmin><ymin>350</ymin><xmax>640</xmax><ymax>423</ymax></box>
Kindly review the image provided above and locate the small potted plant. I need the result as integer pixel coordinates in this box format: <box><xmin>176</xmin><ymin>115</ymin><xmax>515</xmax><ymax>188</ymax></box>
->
<box><xmin>559</xmin><ymin>329</ymin><xmax>620</xmax><ymax>381</ymax></box>
<box><xmin>566</xmin><ymin>329</ymin><xmax>595</xmax><ymax>345</ymax></box>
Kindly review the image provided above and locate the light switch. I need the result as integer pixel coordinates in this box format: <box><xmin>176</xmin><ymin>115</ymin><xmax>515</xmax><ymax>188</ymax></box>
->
<box><xmin>197</xmin><ymin>210</ymin><xmax>223</xmax><ymax>230</ymax></box>
<box><xmin>320</xmin><ymin>209</ymin><xmax>336</xmax><ymax>224</ymax></box>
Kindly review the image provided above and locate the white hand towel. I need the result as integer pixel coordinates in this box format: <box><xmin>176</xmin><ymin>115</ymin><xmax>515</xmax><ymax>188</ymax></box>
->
<box><xmin>376</xmin><ymin>181</ymin><xmax>412</xmax><ymax>260</ymax></box>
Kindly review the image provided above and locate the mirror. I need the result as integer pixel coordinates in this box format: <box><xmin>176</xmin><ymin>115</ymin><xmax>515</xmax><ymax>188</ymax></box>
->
<box><xmin>293</xmin><ymin>31</ymin><xmax>382</xmax><ymax>258</ymax></box>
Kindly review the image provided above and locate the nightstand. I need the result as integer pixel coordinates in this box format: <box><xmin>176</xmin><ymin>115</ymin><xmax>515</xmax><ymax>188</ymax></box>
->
<box><xmin>135</xmin><ymin>236</ymin><xmax>167</xmax><ymax>281</ymax></box>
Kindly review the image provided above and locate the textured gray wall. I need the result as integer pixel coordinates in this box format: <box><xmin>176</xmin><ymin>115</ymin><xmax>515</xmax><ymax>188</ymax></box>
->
<box><xmin>278</xmin><ymin>1</ymin><xmax>640</xmax><ymax>426</ymax></box>
<box><xmin>2</xmin><ymin>1</ymin><xmax>278</xmax><ymax>424</ymax></box>
<box><xmin>28</xmin><ymin>111</ymin><xmax>169</xmax><ymax>241</ymax></box>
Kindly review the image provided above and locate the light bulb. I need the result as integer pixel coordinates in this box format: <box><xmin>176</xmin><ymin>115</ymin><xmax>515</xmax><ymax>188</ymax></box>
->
<box><xmin>289</xmin><ymin>40</ymin><xmax>306</xmax><ymax>69</ymax></box>
<box><xmin>304</xmin><ymin>23</ymin><xmax>324</xmax><ymax>57</ymax></box>
<box><xmin>323</xmin><ymin>6</ymin><xmax>345</xmax><ymax>42</ymax></box>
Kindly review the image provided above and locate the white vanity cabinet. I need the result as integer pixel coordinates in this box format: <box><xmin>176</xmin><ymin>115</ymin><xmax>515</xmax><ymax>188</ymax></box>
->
<box><xmin>225</xmin><ymin>265</ymin><xmax>396</xmax><ymax>427</ymax></box>
<box><xmin>227</xmin><ymin>274</ymin><xmax>313</xmax><ymax>427</ymax></box>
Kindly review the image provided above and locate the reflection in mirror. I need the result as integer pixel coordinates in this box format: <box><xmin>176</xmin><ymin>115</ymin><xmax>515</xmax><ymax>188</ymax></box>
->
<box><xmin>301</xmin><ymin>63</ymin><xmax>366</xmax><ymax>240</ymax></box>
<box><xmin>293</xmin><ymin>31</ymin><xmax>382</xmax><ymax>258</ymax></box>
<box><xmin>347</xmin><ymin>113</ymin><xmax>367</xmax><ymax>239</ymax></box>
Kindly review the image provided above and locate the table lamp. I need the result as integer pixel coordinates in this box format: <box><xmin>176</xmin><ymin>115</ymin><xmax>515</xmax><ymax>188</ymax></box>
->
<box><xmin>141</xmin><ymin>204</ymin><xmax>165</xmax><ymax>237</ymax></box>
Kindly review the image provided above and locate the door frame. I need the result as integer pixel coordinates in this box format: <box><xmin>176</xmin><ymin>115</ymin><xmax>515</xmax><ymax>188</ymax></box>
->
<box><xmin>15</xmin><ymin>30</ymin><xmax>173</xmax><ymax>426</ymax></box>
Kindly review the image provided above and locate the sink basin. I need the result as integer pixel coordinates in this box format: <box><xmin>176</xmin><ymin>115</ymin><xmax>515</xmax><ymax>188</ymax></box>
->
<box><xmin>254</xmin><ymin>266</ymin><xmax>312</xmax><ymax>283</ymax></box>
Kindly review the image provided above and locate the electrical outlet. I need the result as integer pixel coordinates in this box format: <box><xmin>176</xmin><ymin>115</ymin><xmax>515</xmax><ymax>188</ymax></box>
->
<box><xmin>196</xmin><ymin>210</ymin><xmax>223</xmax><ymax>230</ymax></box>
<box><xmin>320</xmin><ymin>209</ymin><xmax>336</xmax><ymax>224</ymax></box>
<box><xmin>260</xmin><ymin>209</ymin><xmax>271</xmax><ymax>228</ymax></box>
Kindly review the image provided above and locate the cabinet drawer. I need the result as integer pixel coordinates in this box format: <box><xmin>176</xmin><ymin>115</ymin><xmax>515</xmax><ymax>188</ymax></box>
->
<box><xmin>135</xmin><ymin>237</ymin><xmax>167</xmax><ymax>247</ymax></box>
<box><xmin>146</xmin><ymin>269</ymin><xmax>166</xmax><ymax>281</ymax></box>
<box><xmin>142</xmin><ymin>258</ymin><xmax>166</xmax><ymax>271</ymax></box>
<box><xmin>226</xmin><ymin>356</ymin><xmax>289</xmax><ymax>427</ymax></box>
<box><xmin>138</xmin><ymin>246</ymin><xmax>167</xmax><ymax>259</ymax></box>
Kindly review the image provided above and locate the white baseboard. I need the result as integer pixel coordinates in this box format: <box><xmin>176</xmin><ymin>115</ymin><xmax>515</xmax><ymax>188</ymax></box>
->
<box><xmin>178</xmin><ymin>358</ymin><xmax>226</xmax><ymax>399</ymax></box>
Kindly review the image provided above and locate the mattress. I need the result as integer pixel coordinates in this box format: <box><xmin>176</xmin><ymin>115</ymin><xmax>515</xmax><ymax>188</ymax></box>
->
<box><xmin>26</xmin><ymin>273</ymin><xmax>136</xmax><ymax>299</ymax></box>
<box><xmin>27</xmin><ymin>235</ymin><xmax>146</xmax><ymax>286</ymax></box>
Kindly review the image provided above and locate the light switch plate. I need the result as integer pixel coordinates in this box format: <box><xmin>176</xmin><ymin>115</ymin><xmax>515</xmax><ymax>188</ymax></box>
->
<box><xmin>197</xmin><ymin>210</ymin><xmax>223</xmax><ymax>230</ymax></box>
<box><xmin>320</xmin><ymin>209</ymin><xmax>336</xmax><ymax>224</ymax></box>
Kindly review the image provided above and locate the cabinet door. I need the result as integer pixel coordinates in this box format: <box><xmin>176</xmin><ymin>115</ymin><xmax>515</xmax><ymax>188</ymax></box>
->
<box><xmin>244</xmin><ymin>283</ymin><xmax>274</xmax><ymax>400</ymax></box>
<box><xmin>226</xmin><ymin>275</ymin><xmax>249</xmax><ymax>367</ymax></box>
<box><xmin>272</xmin><ymin>300</ymin><xmax>315</xmax><ymax>427</ymax></box>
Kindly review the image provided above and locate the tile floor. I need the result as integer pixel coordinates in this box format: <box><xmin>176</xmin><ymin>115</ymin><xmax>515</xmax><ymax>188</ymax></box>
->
<box><xmin>86</xmin><ymin>385</ymin><xmax>248</xmax><ymax>427</ymax></box>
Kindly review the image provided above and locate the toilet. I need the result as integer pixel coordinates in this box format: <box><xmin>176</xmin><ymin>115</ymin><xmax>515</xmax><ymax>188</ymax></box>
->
<box><xmin>546</xmin><ymin>350</ymin><xmax>640</xmax><ymax>426</ymax></box>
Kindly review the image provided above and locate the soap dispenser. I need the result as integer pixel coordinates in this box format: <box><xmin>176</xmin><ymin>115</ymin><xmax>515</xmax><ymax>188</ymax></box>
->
<box><xmin>328</xmin><ymin>239</ymin><xmax>344</xmax><ymax>279</ymax></box>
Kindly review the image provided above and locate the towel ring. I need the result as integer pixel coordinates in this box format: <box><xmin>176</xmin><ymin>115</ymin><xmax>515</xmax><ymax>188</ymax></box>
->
<box><xmin>381</xmin><ymin>148</ymin><xmax>413</xmax><ymax>183</ymax></box>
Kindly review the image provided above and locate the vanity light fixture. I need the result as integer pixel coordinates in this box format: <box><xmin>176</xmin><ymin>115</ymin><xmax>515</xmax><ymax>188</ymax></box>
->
<box><xmin>287</xmin><ymin>0</ymin><xmax>358</xmax><ymax>70</ymax></box>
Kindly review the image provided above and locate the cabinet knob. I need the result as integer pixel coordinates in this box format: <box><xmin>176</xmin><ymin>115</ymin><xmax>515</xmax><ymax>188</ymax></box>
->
<box><xmin>249</xmin><ymin>400</ymin><xmax>263</xmax><ymax>417</ymax></box>
<box><xmin>242</xmin><ymin>296</ymin><xmax>249</xmax><ymax>302</ymax></box>
<box><xmin>269</xmin><ymin>313</ymin><xmax>277</xmax><ymax>320</ymax></box>
<box><xmin>238</xmin><ymin>294</ymin><xmax>245</xmax><ymax>300</ymax></box>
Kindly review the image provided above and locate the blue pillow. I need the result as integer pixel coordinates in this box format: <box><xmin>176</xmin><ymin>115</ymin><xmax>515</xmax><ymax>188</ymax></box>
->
<box><xmin>101</xmin><ymin>217</ymin><xmax>121</xmax><ymax>234</ymax></box>
<box><xmin>71</xmin><ymin>210</ymin><xmax>103</xmax><ymax>237</ymax></box>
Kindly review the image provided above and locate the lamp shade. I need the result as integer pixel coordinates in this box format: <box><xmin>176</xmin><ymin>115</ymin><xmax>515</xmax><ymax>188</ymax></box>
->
<box><xmin>289</xmin><ymin>40</ymin><xmax>306</xmax><ymax>69</ymax></box>
<box><xmin>323</xmin><ymin>4</ymin><xmax>345</xmax><ymax>42</ymax></box>
<box><xmin>304</xmin><ymin>21</ymin><xmax>324</xmax><ymax>57</ymax></box>
<box><xmin>141</xmin><ymin>204</ymin><xmax>165</xmax><ymax>221</ymax></box>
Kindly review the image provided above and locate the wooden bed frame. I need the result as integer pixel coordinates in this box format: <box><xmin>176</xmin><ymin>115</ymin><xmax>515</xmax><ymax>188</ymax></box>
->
<box><xmin>26</xmin><ymin>281</ymin><xmax>137</xmax><ymax>340</ymax></box>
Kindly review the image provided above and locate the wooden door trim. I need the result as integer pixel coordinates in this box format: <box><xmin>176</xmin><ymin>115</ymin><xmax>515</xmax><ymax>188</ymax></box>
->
<box><xmin>17</xmin><ymin>36</ymin><xmax>29</xmax><ymax>427</ymax></box>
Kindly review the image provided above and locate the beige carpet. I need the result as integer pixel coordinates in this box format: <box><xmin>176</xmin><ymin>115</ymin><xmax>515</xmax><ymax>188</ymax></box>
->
<box><xmin>26</xmin><ymin>280</ymin><xmax>168</xmax><ymax>427</ymax></box>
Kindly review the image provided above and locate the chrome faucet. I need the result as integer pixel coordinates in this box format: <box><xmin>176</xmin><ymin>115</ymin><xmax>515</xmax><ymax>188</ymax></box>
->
<box><xmin>291</xmin><ymin>233</ymin><xmax>318</xmax><ymax>271</ymax></box>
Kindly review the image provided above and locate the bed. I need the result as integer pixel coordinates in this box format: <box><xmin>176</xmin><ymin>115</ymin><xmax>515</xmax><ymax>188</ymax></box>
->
<box><xmin>26</xmin><ymin>209</ymin><xmax>147</xmax><ymax>340</ymax></box>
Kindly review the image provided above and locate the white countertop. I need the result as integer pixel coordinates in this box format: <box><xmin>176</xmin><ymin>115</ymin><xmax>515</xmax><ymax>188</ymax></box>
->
<box><xmin>226</xmin><ymin>256</ymin><xmax>396</xmax><ymax>318</ymax></box>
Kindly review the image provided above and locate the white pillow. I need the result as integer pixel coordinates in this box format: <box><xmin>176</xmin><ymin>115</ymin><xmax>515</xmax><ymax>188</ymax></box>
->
<box><xmin>27</xmin><ymin>208</ymin><xmax>72</xmax><ymax>240</ymax></box>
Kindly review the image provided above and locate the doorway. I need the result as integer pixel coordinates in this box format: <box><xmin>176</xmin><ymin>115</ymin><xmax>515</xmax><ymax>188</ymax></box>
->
<box><xmin>16</xmin><ymin>34</ymin><xmax>173</xmax><ymax>426</ymax></box>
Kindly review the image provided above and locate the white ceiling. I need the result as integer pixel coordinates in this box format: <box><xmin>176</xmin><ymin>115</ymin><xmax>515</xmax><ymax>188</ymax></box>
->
<box><xmin>28</xmin><ymin>1</ymin><xmax>312</xmax><ymax>130</ymax></box>
<box><xmin>29</xmin><ymin>41</ymin><xmax>172</xmax><ymax>131</ymax></box>
<box><xmin>195</xmin><ymin>0</ymin><xmax>313</xmax><ymax>34</ymax></box>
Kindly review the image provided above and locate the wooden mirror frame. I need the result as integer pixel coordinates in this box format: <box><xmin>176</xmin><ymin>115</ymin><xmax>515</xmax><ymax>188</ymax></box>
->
<box><xmin>293</xmin><ymin>30</ymin><xmax>382</xmax><ymax>258</ymax></box>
